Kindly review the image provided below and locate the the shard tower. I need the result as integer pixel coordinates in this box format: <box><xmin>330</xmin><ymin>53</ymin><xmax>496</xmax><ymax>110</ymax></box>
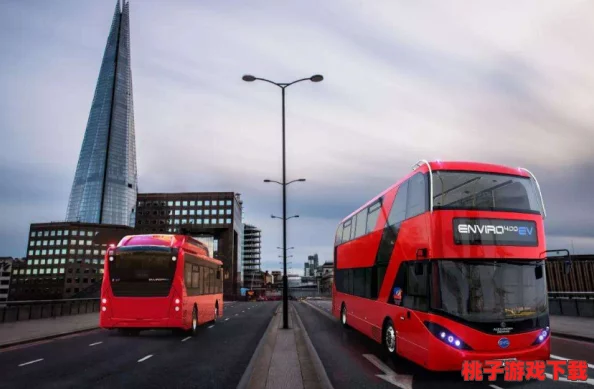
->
<box><xmin>66</xmin><ymin>0</ymin><xmax>137</xmax><ymax>227</ymax></box>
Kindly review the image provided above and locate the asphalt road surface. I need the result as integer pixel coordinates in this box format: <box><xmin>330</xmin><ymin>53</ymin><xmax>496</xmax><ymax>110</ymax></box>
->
<box><xmin>0</xmin><ymin>301</ymin><xmax>278</xmax><ymax>389</ymax></box>
<box><xmin>298</xmin><ymin>299</ymin><xmax>594</xmax><ymax>389</ymax></box>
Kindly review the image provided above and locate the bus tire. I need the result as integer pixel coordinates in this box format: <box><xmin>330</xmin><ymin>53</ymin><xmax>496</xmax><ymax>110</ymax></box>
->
<box><xmin>340</xmin><ymin>303</ymin><xmax>349</xmax><ymax>328</ymax></box>
<box><xmin>189</xmin><ymin>306</ymin><xmax>198</xmax><ymax>336</ymax></box>
<box><xmin>382</xmin><ymin>318</ymin><xmax>397</xmax><ymax>355</ymax></box>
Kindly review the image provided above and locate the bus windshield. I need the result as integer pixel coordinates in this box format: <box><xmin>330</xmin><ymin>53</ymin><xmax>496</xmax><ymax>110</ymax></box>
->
<box><xmin>432</xmin><ymin>260</ymin><xmax>547</xmax><ymax>323</ymax></box>
<box><xmin>108</xmin><ymin>247</ymin><xmax>177</xmax><ymax>297</ymax></box>
<box><xmin>432</xmin><ymin>171</ymin><xmax>543</xmax><ymax>214</ymax></box>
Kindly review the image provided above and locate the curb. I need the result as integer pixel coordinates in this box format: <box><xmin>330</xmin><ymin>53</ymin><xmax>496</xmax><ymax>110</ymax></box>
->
<box><xmin>292</xmin><ymin>302</ymin><xmax>334</xmax><ymax>389</ymax></box>
<box><xmin>552</xmin><ymin>332</ymin><xmax>594</xmax><ymax>344</ymax></box>
<box><xmin>0</xmin><ymin>326</ymin><xmax>100</xmax><ymax>349</ymax></box>
<box><xmin>301</xmin><ymin>300</ymin><xmax>336</xmax><ymax>322</ymax></box>
<box><xmin>237</xmin><ymin>302</ymin><xmax>281</xmax><ymax>389</ymax></box>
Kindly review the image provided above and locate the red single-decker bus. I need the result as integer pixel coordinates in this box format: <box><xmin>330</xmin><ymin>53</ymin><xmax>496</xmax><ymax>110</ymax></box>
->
<box><xmin>100</xmin><ymin>234</ymin><xmax>223</xmax><ymax>335</ymax></box>
<box><xmin>333</xmin><ymin>160</ymin><xmax>550</xmax><ymax>371</ymax></box>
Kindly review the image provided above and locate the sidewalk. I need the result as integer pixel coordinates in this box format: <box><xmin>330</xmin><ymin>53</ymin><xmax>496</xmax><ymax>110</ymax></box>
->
<box><xmin>551</xmin><ymin>315</ymin><xmax>594</xmax><ymax>342</ymax></box>
<box><xmin>239</xmin><ymin>303</ymin><xmax>333</xmax><ymax>389</ymax></box>
<box><xmin>0</xmin><ymin>312</ymin><xmax>99</xmax><ymax>348</ymax></box>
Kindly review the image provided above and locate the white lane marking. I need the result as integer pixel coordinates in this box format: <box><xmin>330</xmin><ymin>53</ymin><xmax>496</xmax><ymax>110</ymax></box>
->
<box><xmin>181</xmin><ymin>337</ymin><xmax>191</xmax><ymax>342</ymax></box>
<box><xmin>235</xmin><ymin>314</ymin><xmax>238</xmax><ymax>316</ymax></box>
<box><xmin>545</xmin><ymin>372</ymin><xmax>594</xmax><ymax>385</ymax></box>
<box><xmin>225</xmin><ymin>318</ymin><xmax>229</xmax><ymax>321</ymax></box>
<box><xmin>18</xmin><ymin>358</ymin><xmax>43</xmax><ymax>367</ymax></box>
<box><xmin>89</xmin><ymin>341</ymin><xmax>103</xmax><ymax>347</ymax></box>
<box><xmin>138</xmin><ymin>354</ymin><xmax>153</xmax><ymax>363</ymax></box>
<box><xmin>242</xmin><ymin>310</ymin><xmax>245</xmax><ymax>313</ymax></box>
<box><xmin>550</xmin><ymin>354</ymin><xmax>594</xmax><ymax>370</ymax></box>
<box><xmin>362</xmin><ymin>354</ymin><xmax>413</xmax><ymax>389</ymax></box>
<box><xmin>490</xmin><ymin>385</ymin><xmax>504</xmax><ymax>389</ymax></box>
<box><xmin>208</xmin><ymin>325</ymin><xmax>214</xmax><ymax>329</ymax></box>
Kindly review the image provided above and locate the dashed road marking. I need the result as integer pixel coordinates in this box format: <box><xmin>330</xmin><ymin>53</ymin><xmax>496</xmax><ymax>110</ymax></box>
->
<box><xmin>362</xmin><ymin>354</ymin><xmax>413</xmax><ymax>389</ymax></box>
<box><xmin>138</xmin><ymin>354</ymin><xmax>153</xmax><ymax>363</ymax></box>
<box><xmin>208</xmin><ymin>325</ymin><xmax>214</xmax><ymax>329</ymax></box>
<box><xmin>181</xmin><ymin>337</ymin><xmax>191</xmax><ymax>342</ymax></box>
<box><xmin>225</xmin><ymin>318</ymin><xmax>229</xmax><ymax>321</ymax></box>
<box><xmin>489</xmin><ymin>385</ymin><xmax>504</xmax><ymax>389</ymax></box>
<box><xmin>550</xmin><ymin>354</ymin><xmax>594</xmax><ymax>370</ymax></box>
<box><xmin>18</xmin><ymin>359</ymin><xmax>43</xmax><ymax>367</ymax></box>
<box><xmin>89</xmin><ymin>341</ymin><xmax>103</xmax><ymax>347</ymax></box>
<box><xmin>545</xmin><ymin>372</ymin><xmax>594</xmax><ymax>385</ymax></box>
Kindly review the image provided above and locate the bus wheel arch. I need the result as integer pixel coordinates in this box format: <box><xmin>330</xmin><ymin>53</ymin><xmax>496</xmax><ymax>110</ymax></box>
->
<box><xmin>382</xmin><ymin>317</ymin><xmax>397</xmax><ymax>355</ymax></box>
<box><xmin>340</xmin><ymin>303</ymin><xmax>349</xmax><ymax>328</ymax></box>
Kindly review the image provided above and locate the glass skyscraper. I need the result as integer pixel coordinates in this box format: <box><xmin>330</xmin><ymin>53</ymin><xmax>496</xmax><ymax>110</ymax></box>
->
<box><xmin>66</xmin><ymin>0</ymin><xmax>137</xmax><ymax>227</ymax></box>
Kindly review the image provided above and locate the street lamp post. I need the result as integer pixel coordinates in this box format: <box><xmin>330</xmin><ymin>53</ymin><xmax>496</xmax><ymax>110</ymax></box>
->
<box><xmin>243</xmin><ymin>74</ymin><xmax>323</xmax><ymax>329</ymax></box>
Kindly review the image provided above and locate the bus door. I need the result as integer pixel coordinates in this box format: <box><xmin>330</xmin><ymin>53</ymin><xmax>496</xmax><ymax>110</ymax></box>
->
<box><xmin>394</xmin><ymin>261</ymin><xmax>429</xmax><ymax>364</ymax></box>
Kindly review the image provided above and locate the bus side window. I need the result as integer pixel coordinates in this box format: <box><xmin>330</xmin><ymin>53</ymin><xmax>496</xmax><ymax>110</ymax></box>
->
<box><xmin>404</xmin><ymin>261</ymin><xmax>429</xmax><ymax>311</ymax></box>
<box><xmin>406</xmin><ymin>173</ymin><xmax>428</xmax><ymax>219</ymax></box>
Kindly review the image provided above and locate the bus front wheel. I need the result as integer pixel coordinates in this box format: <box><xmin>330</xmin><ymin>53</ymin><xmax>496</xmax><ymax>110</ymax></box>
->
<box><xmin>383</xmin><ymin>319</ymin><xmax>397</xmax><ymax>355</ymax></box>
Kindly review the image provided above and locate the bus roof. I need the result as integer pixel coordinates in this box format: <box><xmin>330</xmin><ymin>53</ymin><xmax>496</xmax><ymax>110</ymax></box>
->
<box><xmin>338</xmin><ymin>160</ymin><xmax>533</xmax><ymax>225</ymax></box>
<box><xmin>117</xmin><ymin>234</ymin><xmax>218</xmax><ymax>262</ymax></box>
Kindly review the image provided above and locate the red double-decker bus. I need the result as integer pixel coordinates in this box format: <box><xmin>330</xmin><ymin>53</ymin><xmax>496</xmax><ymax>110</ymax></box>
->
<box><xmin>100</xmin><ymin>234</ymin><xmax>223</xmax><ymax>335</ymax></box>
<box><xmin>332</xmin><ymin>160</ymin><xmax>550</xmax><ymax>371</ymax></box>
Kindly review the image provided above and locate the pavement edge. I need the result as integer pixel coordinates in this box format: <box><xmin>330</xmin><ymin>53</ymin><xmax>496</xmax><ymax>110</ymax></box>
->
<box><xmin>552</xmin><ymin>332</ymin><xmax>594</xmax><ymax>344</ymax></box>
<box><xmin>0</xmin><ymin>326</ymin><xmax>100</xmax><ymax>349</ymax></box>
<box><xmin>237</xmin><ymin>302</ymin><xmax>281</xmax><ymax>389</ymax></box>
<box><xmin>292</xmin><ymin>302</ymin><xmax>335</xmax><ymax>389</ymax></box>
<box><xmin>301</xmin><ymin>300</ymin><xmax>336</xmax><ymax>322</ymax></box>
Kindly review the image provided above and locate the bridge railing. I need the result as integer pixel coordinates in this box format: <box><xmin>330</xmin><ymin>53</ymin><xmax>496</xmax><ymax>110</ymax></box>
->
<box><xmin>548</xmin><ymin>291</ymin><xmax>594</xmax><ymax>318</ymax></box>
<box><xmin>0</xmin><ymin>298</ymin><xmax>100</xmax><ymax>324</ymax></box>
<box><xmin>1</xmin><ymin>292</ymin><xmax>592</xmax><ymax>323</ymax></box>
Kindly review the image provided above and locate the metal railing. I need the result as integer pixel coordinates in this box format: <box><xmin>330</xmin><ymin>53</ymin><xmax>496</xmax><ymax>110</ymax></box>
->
<box><xmin>548</xmin><ymin>291</ymin><xmax>594</xmax><ymax>318</ymax></box>
<box><xmin>0</xmin><ymin>298</ymin><xmax>100</xmax><ymax>324</ymax></box>
<box><xmin>0</xmin><ymin>291</ymin><xmax>592</xmax><ymax>324</ymax></box>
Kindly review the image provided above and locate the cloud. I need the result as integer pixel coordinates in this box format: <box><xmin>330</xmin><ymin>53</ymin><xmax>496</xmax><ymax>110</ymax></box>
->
<box><xmin>1</xmin><ymin>0</ymin><xmax>594</xmax><ymax>271</ymax></box>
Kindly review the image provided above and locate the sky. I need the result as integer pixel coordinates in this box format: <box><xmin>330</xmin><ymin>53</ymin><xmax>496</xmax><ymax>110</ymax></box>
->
<box><xmin>1</xmin><ymin>0</ymin><xmax>593</xmax><ymax>273</ymax></box>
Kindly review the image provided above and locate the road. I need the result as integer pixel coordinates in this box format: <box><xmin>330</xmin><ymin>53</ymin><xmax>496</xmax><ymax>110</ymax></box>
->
<box><xmin>0</xmin><ymin>301</ymin><xmax>278</xmax><ymax>389</ymax></box>
<box><xmin>298</xmin><ymin>299</ymin><xmax>594</xmax><ymax>389</ymax></box>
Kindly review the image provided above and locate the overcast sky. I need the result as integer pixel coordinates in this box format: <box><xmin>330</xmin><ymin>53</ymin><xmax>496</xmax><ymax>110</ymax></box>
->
<box><xmin>1</xmin><ymin>0</ymin><xmax>593</xmax><ymax>273</ymax></box>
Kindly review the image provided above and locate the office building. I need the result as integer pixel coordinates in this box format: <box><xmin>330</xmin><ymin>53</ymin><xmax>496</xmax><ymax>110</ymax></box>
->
<box><xmin>243</xmin><ymin>224</ymin><xmax>262</xmax><ymax>289</ymax></box>
<box><xmin>66</xmin><ymin>0</ymin><xmax>138</xmax><ymax>227</ymax></box>
<box><xmin>307</xmin><ymin>254</ymin><xmax>319</xmax><ymax>277</ymax></box>
<box><xmin>135</xmin><ymin>192</ymin><xmax>244</xmax><ymax>298</ymax></box>
<box><xmin>304</xmin><ymin>262</ymin><xmax>309</xmax><ymax>277</ymax></box>
<box><xmin>9</xmin><ymin>222</ymin><xmax>134</xmax><ymax>300</ymax></box>
<box><xmin>0</xmin><ymin>257</ymin><xmax>15</xmax><ymax>305</ymax></box>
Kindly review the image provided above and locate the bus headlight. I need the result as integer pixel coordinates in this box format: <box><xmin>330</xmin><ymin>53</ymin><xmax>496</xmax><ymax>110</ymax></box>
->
<box><xmin>532</xmin><ymin>326</ymin><xmax>550</xmax><ymax>345</ymax></box>
<box><xmin>424</xmin><ymin>321</ymin><xmax>473</xmax><ymax>350</ymax></box>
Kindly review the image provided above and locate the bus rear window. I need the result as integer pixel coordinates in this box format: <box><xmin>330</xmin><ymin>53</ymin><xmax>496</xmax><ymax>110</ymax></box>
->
<box><xmin>108</xmin><ymin>250</ymin><xmax>177</xmax><ymax>297</ymax></box>
<box><xmin>432</xmin><ymin>171</ymin><xmax>542</xmax><ymax>214</ymax></box>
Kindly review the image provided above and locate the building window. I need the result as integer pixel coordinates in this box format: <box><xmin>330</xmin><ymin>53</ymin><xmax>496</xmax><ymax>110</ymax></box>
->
<box><xmin>226</xmin><ymin>219</ymin><xmax>231</xmax><ymax>224</ymax></box>
<box><xmin>226</xmin><ymin>209</ymin><xmax>232</xmax><ymax>215</ymax></box>
<box><xmin>218</xmin><ymin>219</ymin><xmax>224</xmax><ymax>224</ymax></box>
<box><xmin>50</xmin><ymin>231</ymin><xmax>56</xmax><ymax>236</ymax></box>
<box><xmin>205</xmin><ymin>201</ymin><xmax>210</xmax><ymax>206</ymax></box>
<box><xmin>226</xmin><ymin>200</ymin><xmax>232</xmax><ymax>206</ymax></box>
<box><xmin>205</xmin><ymin>210</ymin><xmax>210</xmax><ymax>215</ymax></box>
<box><xmin>31</xmin><ymin>231</ymin><xmax>36</xmax><ymax>237</ymax></box>
<box><xmin>28</xmin><ymin>250</ymin><xmax>34</xmax><ymax>256</ymax></box>
<box><xmin>197</xmin><ymin>201</ymin><xmax>203</xmax><ymax>206</ymax></box>
<box><xmin>182</xmin><ymin>210</ymin><xmax>187</xmax><ymax>216</ymax></box>
<box><xmin>183</xmin><ymin>201</ymin><xmax>188</xmax><ymax>206</ymax></box>
<box><xmin>190</xmin><ymin>201</ymin><xmax>195</xmax><ymax>206</ymax></box>
<box><xmin>212</xmin><ymin>210</ymin><xmax>218</xmax><ymax>215</ymax></box>
<box><xmin>211</xmin><ymin>219</ymin><xmax>216</xmax><ymax>224</ymax></box>
<box><xmin>175</xmin><ymin>201</ymin><xmax>180</xmax><ymax>206</ymax></box>
<box><xmin>175</xmin><ymin>210</ymin><xmax>180</xmax><ymax>216</ymax></box>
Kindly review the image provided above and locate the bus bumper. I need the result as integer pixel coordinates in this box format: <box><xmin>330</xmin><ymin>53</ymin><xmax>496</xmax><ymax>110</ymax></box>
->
<box><xmin>425</xmin><ymin>338</ymin><xmax>550</xmax><ymax>372</ymax></box>
<box><xmin>99</xmin><ymin>316</ymin><xmax>186</xmax><ymax>330</ymax></box>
